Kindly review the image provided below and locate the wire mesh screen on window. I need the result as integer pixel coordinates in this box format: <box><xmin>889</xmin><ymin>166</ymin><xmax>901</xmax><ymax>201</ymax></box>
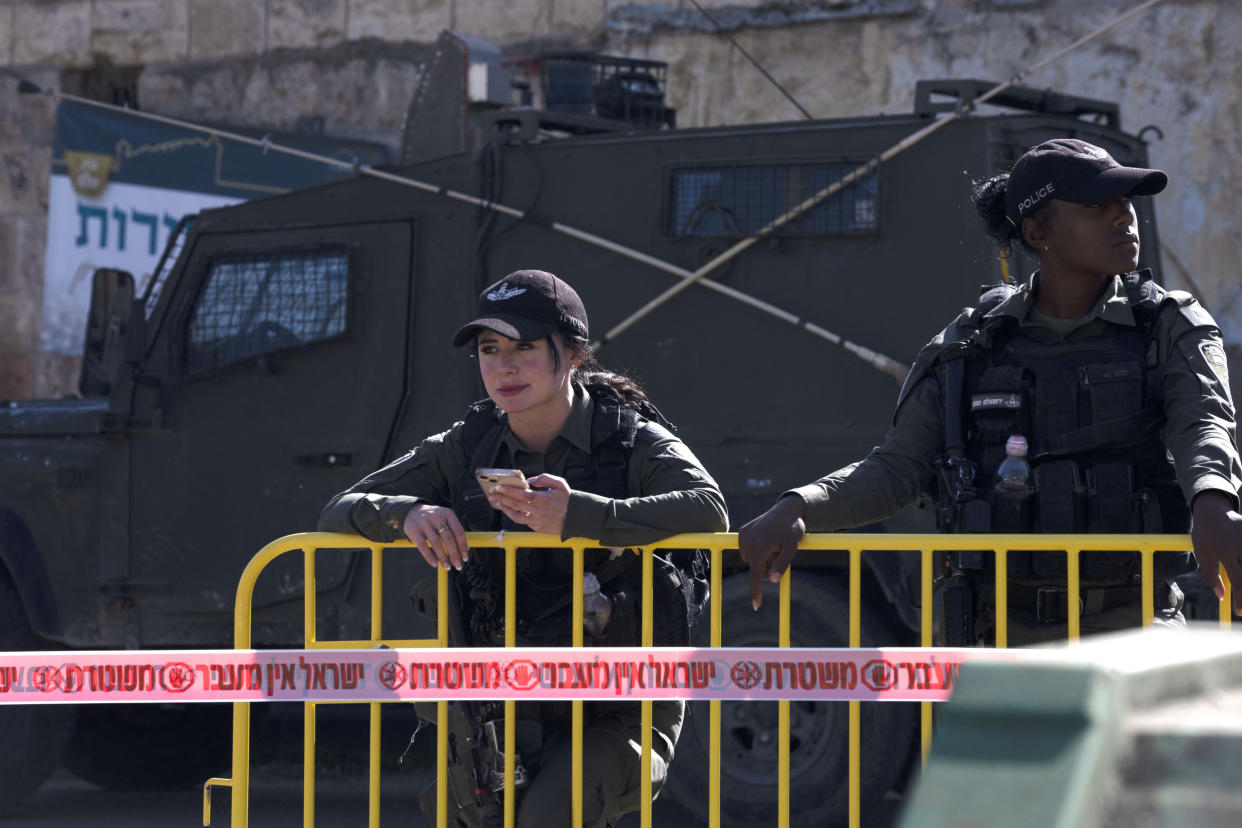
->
<box><xmin>668</xmin><ymin>162</ymin><xmax>879</xmax><ymax>238</ymax></box>
<box><xmin>186</xmin><ymin>248</ymin><xmax>349</xmax><ymax>373</ymax></box>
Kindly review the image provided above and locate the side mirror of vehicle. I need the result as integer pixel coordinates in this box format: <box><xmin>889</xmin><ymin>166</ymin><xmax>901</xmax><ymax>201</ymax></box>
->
<box><xmin>79</xmin><ymin>268</ymin><xmax>135</xmax><ymax>397</ymax></box>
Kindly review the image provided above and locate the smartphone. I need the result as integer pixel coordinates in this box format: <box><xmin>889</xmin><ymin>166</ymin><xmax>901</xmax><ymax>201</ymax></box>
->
<box><xmin>475</xmin><ymin>467</ymin><xmax>530</xmax><ymax>493</ymax></box>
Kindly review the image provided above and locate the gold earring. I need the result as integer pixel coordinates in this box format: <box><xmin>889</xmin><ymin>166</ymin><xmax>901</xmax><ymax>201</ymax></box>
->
<box><xmin>1044</xmin><ymin>245</ymin><xmax>1049</xmax><ymax>252</ymax></box>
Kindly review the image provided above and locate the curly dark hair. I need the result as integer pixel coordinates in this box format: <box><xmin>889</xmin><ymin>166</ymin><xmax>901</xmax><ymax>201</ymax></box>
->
<box><xmin>971</xmin><ymin>172</ymin><xmax>1047</xmax><ymax>254</ymax></box>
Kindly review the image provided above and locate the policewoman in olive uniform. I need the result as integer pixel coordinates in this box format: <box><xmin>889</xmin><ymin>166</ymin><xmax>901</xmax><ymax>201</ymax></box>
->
<box><xmin>739</xmin><ymin>139</ymin><xmax>1242</xmax><ymax>640</ymax></box>
<box><xmin>319</xmin><ymin>269</ymin><xmax>728</xmax><ymax>827</ymax></box>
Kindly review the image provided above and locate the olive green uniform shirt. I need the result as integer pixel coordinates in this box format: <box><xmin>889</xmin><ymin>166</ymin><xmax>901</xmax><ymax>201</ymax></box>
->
<box><xmin>318</xmin><ymin>384</ymin><xmax>725</xmax><ymax>785</ymax></box>
<box><xmin>790</xmin><ymin>273</ymin><xmax>1242</xmax><ymax>530</ymax></box>
<box><xmin>318</xmin><ymin>383</ymin><xmax>729</xmax><ymax>543</ymax></box>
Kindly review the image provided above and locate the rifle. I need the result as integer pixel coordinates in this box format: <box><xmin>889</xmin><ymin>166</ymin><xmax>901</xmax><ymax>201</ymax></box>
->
<box><xmin>932</xmin><ymin>347</ymin><xmax>989</xmax><ymax>646</ymax></box>
<box><xmin>411</xmin><ymin>572</ymin><xmax>528</xmax><ymax>828</ymax></box>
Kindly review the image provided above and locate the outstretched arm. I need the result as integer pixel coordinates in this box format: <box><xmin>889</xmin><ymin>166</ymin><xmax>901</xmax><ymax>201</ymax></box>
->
<box><xmin>318</xmin><ymin>425</ymin><xmax>470</xmax><ymax>569</ymax></box>
<box><xmin>1157</xmin><ymin>311</ymin><xmax>1242</xmax><ymax>612</ymax></box>
<box><xmin>738</xmin><ymin>370</ymin><xmax>943</xmax><ymax>610</ymax></box>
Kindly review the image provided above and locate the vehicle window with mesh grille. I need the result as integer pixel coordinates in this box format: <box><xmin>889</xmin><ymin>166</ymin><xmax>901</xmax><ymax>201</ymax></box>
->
<box><xmin>667</xmin><ymin>162</ymin><xmax>879</xmax><ymax>238</ymax></box>
<box><xmin>185</xmin><ymin>248</ymin><xmax>349</xmax><ymax>373</ymax></box>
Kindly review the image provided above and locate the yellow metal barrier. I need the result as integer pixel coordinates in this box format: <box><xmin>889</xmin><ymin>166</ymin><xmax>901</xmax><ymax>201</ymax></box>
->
<box><xmin>204</xmin><ymin>531</ymin><xmax>1225</xmax><ymax>828</ymax></box>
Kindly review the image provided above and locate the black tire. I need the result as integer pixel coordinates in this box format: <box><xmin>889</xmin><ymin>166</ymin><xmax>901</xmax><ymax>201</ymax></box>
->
<box><xmin>64</xmin><ymin>702</ymin><xmax>234</xmax><ymax>790</ymax></box>
<box><xmin>0</xmin><ymin>571</ymin><xmax>77</xmax><ymax>817</ymax></box>
<box><xmin>662</xmin><ymin>572</ymin><xmax>918</xmax><ymax>827</ymax></box>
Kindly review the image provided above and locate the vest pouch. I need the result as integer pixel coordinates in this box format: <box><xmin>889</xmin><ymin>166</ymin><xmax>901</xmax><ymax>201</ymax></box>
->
<box><xmin>1086</xmin><ymin>462</ymin><xmax>1138</xmax><ymax>532</ymax></box>
<box><xmin>1081</xmin><ymin>361</ymin><xmax>1143</xmax><ymax>423</ymax></box>
<box><xmin>632</xmin><ymin>555</ymin><xmax>695</xmax><ymax>647</ymax></box>
<box><xmin>1080</xmin><ymin>463</ymin><xmax>1144</xmax><ymax>586</ymax></box>
<box><xmin>991</xmin><ymin>488</ymin><xmax>1034</xmax><ymax>532</ymax></box>
<box><xmin>969</xmin><ymin>364</ymin><xmax>1030</xmax><ymax>437</ymax></box>
<box><xmin>1034</xmin><ymin>460</ymin><xmax>1085</xmax><ymax>533</ymax></box>
<box><xmin>1140</xmin><ymin>479</ymin><xmax>1191</xmax><ymax>534</ymax></box>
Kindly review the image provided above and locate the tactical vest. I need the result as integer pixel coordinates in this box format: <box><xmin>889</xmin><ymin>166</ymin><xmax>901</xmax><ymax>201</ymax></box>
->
<box><xmin>940</xmin><ymin>271</ymin><xmax>1193</xmax><ymax>585</ymax></box>
<box><xmin>449</xmin><ymin>393</ymin><xmax>706</xmax><ymax>646</ymax></box>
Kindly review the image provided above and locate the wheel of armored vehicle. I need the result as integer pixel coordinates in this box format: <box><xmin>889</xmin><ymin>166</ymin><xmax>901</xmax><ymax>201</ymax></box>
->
<box><xmin>662</xmin><ymin>572</ymin><xmax>918</xmax><ymax>827</ymax></box>
<box><xmin>0</xmin><ymin>568</ymin><xmax>77</xmax><ymax>817</ymax></box>
<box><xmin>64</xmin><ymin>702</ymin><xmax>233</xmax><ymax>790</ymax></box>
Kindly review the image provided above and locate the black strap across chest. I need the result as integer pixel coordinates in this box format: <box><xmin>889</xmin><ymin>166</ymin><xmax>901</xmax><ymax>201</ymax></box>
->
<box><xmin>453</xmin><ymin>396</ymin><xmax>639</xmax><ymax>532</ymax></box>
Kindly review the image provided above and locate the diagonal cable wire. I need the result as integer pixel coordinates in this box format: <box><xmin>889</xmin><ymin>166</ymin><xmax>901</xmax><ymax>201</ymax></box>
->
<box><xmin>14</xmin><ymin>0</ymin><xmax>1166</xmax><ymax>384</ymax></box>
<box><xmin>17</xmin><ymin>80</ymin><xmax>910</xmax><ymax>380</ymax></box>
<box><xmin>595</xmin><ymin>0</ymin><xmax>1168</xmax><ymax>348</ymax></box>
<box><xmin>687</xmin><ymin>0</ymin><xmax>813</xmax><ymax>121</ymax></box>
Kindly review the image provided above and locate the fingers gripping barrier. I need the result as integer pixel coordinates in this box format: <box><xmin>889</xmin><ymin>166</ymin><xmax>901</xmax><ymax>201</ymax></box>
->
<box><xmin>1</xmin><ymin>531</ymin><xmax>1222</xmax><ymax>828</ymax></box>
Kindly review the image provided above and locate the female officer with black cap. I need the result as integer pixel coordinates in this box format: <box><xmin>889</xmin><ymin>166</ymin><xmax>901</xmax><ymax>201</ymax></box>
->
<box><xmin>739</xmin><ymin>138</ymin><xmax>1242</xmax><ymax>641</ymax></box>
<box><xmin>319</xmin><ymin>269</ymin><xmax>727</xmax><ymax>826</ymax></box>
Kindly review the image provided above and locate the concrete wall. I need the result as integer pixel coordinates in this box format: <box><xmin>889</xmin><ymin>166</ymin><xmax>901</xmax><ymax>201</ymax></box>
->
<box><xmin>1</xmin><ymin>0</ymin><xmax>1238</xmax><ymax>399</ymax></box>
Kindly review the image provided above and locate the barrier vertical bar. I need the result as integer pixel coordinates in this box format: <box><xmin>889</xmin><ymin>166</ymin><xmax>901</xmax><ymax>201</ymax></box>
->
<box><xmin>368</xmin><ymin>702</ymin><xmax>381</xmax><ymax>827</ymax></box>
<box><xmin>572</xmin><ymin>545</ymin><xmax>584</xmax><ymax>828</ymax></box>
<box><xmin>304</xmin><ymin>548</ymin><xmax>317</xmax><ymax>828</ymax></box>
<box><xmin>641</xmin><ymin>546</ymin><xmax>654</xmax><ymax>828</ymax></box>
<box><xmin>995</xmin><ymin>548</ymin><xmax>1008</xmax><ymax>649</ymax></box>
<box><xmin>504</xmin><ymin>542</ymin><xmax>517</xmax><ymax>828</ymax></box>
<box><xmin>230</xmin><ymin>702</ymin><xmax>250</xmax><ymax>828</ymax></box>
<box><xmin>1066</xmin><ymin>548</ymin><xmax>1081</xmax><ymax>640</ymax></box>
<box><xmin>848</xmin><ymin>547</ymin><xmax>861</xmax><ymax>828</ymax></box>
<box><xmin>778</xmin><ymin>563</ymin><xmax>791</xmax><ymax>828</ymax></box>
<box><xmin>1140</xmin><ymin>546</ymin><xmax>1154</xmax><ymax>627</ymax></box>
<box><xmin>224</xmin><ymin>536</ymin><xmax>310</xmax><ymax>828</ymax></box>
<box><xmin>919</xmin><ymin>546</ymin><xmax>933</xmax><ymax>765</ymax></box>
<box><xmin>369</xmin><ymin>548</ymin><xmax>383</xmax><ymax>827</ymax></box>
<box><xmin>304</xmin><ymin>702</ymin><xmax>317</xmax><ymax>828</ymax></box>
<box><xmin>709</xmin><ymin>544</ymin><xmax>723</xmax><ymax>828</ymax></box>
<box><xmin>1224</xmin><ymin>568</ymin><xmax>1233</xmax><ymax>629</ymax></box>
<box><xmin>437</xmin><ymin>563</ymin><xmax>449</xmax><ymax>828</ymax></box>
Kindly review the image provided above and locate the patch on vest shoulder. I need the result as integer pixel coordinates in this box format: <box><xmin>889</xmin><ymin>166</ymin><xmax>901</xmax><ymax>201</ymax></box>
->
<box><xmin>1199</xmin><ymin>341</ymin><xmax>1230</xmax><ymax>385</ymax></box>
<box><xmin>971</xmin><ymin>392</ymin><xmax>1023</xmax><ymax>411</ymax></box>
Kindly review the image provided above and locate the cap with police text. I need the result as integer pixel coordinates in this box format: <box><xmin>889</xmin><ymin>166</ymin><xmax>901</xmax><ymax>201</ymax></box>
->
<box><xmin>1005</xmin><ymin>138</ymin><xmax>1167</xmax><ymax>226</ymax></box>
<box><xmin>452</xmin><ymin>269</ymin><xmax>589</xmax><ymax>347</ymax></box>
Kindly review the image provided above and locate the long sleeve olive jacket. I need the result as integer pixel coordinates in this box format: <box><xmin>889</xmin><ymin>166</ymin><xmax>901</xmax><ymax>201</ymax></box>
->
<box><xmin>790</xmin><ymin>273</ymin><xmax>1241</xmax><ymax>530</ymax></box>
<box><xmin>318</xmin><ymin>383</ymin><xmax>728</xmax><ymax>544</ymax></box>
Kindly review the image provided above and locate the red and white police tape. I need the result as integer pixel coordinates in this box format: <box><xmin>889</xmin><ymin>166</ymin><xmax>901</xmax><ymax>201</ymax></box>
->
<box><xmin>0</xmin><ymin>647</ymin><xmax>1024</xmax><ymax>704</ymax></box>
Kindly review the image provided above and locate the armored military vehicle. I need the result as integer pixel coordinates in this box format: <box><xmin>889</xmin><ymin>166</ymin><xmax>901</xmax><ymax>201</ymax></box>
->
<box><xmin>1</xmin><ymin>48</ymin><xmax>1180</xmax><ymax>823</ymax></box>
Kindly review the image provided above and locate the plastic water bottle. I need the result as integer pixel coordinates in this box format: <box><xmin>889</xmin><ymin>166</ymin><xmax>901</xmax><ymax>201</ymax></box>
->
<box><xmin>582</xmin><ymin>573</ymin><xmax>614</xmax><ymax>638</ymax></box>
<box><xmin>994</xmin><ymin>435</ymin><xmax>1033</xmax><ymax>494</ymax></box>
<box><xmin>992</xmin><ymin>435</ymin><xmax>1033</xmax><ymax>531</ymax></box>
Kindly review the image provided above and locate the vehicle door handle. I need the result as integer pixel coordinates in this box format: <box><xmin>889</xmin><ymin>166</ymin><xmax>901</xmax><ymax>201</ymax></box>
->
<box><xmin>295</xmin><ymin>452</ymin><xmax>353</xmax><ymax>467</ymax></box>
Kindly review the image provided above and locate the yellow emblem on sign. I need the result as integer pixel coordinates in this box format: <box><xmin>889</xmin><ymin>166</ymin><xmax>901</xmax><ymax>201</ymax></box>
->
<box><xmin>1200</xmin><ymin>341</ymin><xmax>1229</xmax><ymax>386</ymax></box>
<box><xmin>65</xmin><ymin>151</ymin><xmax>114</xmax><ymax>197</ymax></box>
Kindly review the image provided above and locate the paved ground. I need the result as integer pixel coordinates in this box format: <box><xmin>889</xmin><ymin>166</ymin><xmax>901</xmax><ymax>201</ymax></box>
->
<box><xmin>5</xmin><ymin>768</ymin><xmax>700</xmax><ymax>827</ymax></box>
<box><xmin>1</xmin><ymin>705</ymin><xmax>701</xmax><ymax>827</ymax></box>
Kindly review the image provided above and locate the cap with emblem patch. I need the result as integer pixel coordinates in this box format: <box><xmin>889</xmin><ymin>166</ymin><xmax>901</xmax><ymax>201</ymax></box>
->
<box><xmin>1005</xmin><ymin>138</ymin><xmax>1167</xmax><ymax>226</ymax></box>
<box><xmin>452</xmin><ymin>269</ymin><xmax>589</xmax><ymax>347</ymax></box>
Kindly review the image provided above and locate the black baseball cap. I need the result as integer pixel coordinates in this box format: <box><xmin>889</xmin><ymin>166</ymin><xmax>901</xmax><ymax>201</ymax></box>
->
<box><xmin>452</xmin><ymin>269</ymin><xmax>589</xmax><ymax>347</ymax></box>
<box><xmin>1005</xmin><ymin>138</ymin><xmax>1167</xmax><ymax>226</ymax></box>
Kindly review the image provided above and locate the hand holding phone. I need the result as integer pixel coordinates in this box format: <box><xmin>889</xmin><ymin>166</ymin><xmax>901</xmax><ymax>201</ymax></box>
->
<box><xmin>475</xmin><ymin>467</ymin><xmax>530</xmax><ymax>494</ymax></box>
<box><xmin>480</xmin><ymin>470</ymin><xmax>572</xmax><ymax>536</ymax></box>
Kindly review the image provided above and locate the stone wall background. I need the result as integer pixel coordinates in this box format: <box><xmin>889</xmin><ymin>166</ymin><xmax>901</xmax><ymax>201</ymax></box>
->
<box><xmin>1</xmin><ymin>0</ymin><xmax>1238</xmax><ymax>399</ymax></box>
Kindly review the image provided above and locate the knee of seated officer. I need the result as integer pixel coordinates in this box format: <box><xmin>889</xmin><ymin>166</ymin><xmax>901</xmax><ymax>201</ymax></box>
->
<box><xmin>515</xmin><ymin>725</ymin><xmax>664</xmax><ymax>828</ymax></box>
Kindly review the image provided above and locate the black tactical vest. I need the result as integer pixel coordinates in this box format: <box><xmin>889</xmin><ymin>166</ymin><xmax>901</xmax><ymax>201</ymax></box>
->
<box><xmin>942</xmin><ymin>271</ymin><xmax>1193</xmax><ymax>584</ymax></box>
<box><xmin>452</xmin><ymin>395</ymin><xmax>636</xmax><ymax>533</ymax></box>
<box><xmin>448</xmin><ymin>393</ymin><xmax>705</xmax><ymax>646</ymax></box>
